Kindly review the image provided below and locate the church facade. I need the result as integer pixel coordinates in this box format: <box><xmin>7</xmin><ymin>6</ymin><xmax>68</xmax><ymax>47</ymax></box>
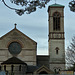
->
<box><xmin>0</xmin><ymin>3</ymin><xmax>65</xmax><ymax>75</ymax></box>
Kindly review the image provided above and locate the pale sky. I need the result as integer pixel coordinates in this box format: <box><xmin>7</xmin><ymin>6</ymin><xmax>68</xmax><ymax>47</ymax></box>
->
<box><xmin>0</xmin><ymin>0</ymin><xmax>75</xmax><ymax>55</ymax></box>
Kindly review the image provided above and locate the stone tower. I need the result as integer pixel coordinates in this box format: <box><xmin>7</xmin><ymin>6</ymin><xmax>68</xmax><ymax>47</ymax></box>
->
<box><xmin>48</xmin><ymin>4</ymin><xmax>65</xmax><ymax>73</ymax></box>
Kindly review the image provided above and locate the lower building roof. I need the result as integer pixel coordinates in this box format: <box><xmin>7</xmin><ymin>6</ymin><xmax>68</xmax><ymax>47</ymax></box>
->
<box><xmin>1</xmin><ymin>57</ymin><xmax>27</xmax><ymax>65</ymax></box>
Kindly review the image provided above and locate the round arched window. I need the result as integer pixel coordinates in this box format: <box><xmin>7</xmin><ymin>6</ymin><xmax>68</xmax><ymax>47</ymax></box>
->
<box><xmin>53</xmin><ymin>12</ymin><xmax>61</xmax><ymax>31</ymax></box>
<box><xmin>8</xmin><ymin>42</ymin><xmax>21</xmax><ymax>55</ymax></box>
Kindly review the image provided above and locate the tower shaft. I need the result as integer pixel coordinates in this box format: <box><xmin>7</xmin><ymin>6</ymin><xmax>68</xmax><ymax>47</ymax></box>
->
<box><xmin>48</xmin><ymin>4</ymin><xmax>65</xmax><ymax>73</ymax></box>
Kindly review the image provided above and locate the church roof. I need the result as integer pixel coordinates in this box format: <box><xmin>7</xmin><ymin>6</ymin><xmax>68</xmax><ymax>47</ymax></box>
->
<box><xmin>0</xmin><ymin>26</ymin><xmax>37</xmax><ymax>44</ymax></box>
<box><xmin>1</xmin><ymin>57</ymin><xmax>27</xmax><ymax>65</ymax></box>
<box><xmin>49</xmin><ymin>3</ymin><xmax>64</xmax><ymax>7</ymax></box>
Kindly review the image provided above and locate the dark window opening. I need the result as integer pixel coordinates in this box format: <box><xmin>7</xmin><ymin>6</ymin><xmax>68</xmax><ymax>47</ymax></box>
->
<box><xmin>19</xmin><ymin>65</ymin><xmax>21</xmax><ymax>71</ymax></box>
<box><xmin>4</xmin><ymin>65</ymin><xmax>6</xmax><ymax>71</ymax></box>
<box><xmin>55</xmin><ymin>47</ymin><xmax>59</xmax><ymax>55</ymax></box>
<box><xmin>53</xmin><ymin>12</ymin><xmax>60</xmax><ymax>31</ymax></box>
<box><xmin>11</xmin><ymin>65</ymin><xmax>14</xmax><ymax>72</ymax></box>
<box><xmin>39</xmin><ymin>71</ymin><xmax>48</xmax><ymax>74</ymax></box>
<box><xmin>59</xmin><ymin>69</ymin><xmax>61</xmax><ymax>71</ymax></box>
<box><xmin>54</xmin><ymin>69</ymin><xmax>56</xmax><ymax>73</ymax></box>
<box><xmin>0</xmin><ymin>66</ymin><xmax>1</xmax><ymax>71</ymax></box>
<box><xmin>56</xmin><ymin>50</ymin><xmax>58</xmax><ymax>54</ymax></box>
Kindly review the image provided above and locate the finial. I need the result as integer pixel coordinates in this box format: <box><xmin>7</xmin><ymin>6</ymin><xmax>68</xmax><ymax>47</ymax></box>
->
<box><xmin>55</xmin><ymin>0</ymin><xmax>56</xmax><ymax>4</ymax></box>
<box><xmin>14</xmin><ymin>23</ymin><xmax>17</xmax><ymax>29</ymax></box>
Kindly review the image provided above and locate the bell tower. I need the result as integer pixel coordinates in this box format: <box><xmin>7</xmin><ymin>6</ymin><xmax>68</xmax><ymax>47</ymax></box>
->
<box><xmin>48</xmin><ymin>4</ymin><xmax>65</xmax><ymax>73</ymax></box>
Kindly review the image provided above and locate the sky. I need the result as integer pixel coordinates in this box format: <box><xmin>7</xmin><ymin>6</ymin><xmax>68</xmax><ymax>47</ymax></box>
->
<box><xmin>0</xmin><ymin>0</ymin><xmax>75</xmax><ymax>55</ymax></box>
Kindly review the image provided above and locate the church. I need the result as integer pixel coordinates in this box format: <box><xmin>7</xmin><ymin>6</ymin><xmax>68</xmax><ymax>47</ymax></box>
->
<box><xmin>0</xmin><ymin>3</ymin><xmax>65</xmax><ymax>75</ymax></box>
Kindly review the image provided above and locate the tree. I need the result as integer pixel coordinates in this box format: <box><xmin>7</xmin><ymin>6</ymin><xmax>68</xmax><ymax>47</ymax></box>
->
<box><xmin>68</xmin><ymin>63</ymin><xmax>75</xmax><ymax>71</ymax></box>
<box><xmin>69</xmin><ymin>0</ymin><xmax>75</xmax><ymax>12</ymax></box>
<box><xmin>66</xmin><ymin>36</ymin><xmax>75</xmax><ymax>69</ymax></box>
<box><xmin>1</xmin><ymin>0</ymin><xmax>50</xmax><ymax>16</ymax></box>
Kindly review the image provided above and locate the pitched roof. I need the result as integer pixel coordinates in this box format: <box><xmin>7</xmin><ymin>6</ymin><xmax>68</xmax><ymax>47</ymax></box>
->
<box><xmin>34</xmin><ymin>65</ymin><xmax>54</xmax><ymax>74</ymax></box>
<box><xmin>1</xmin><ymin>57</ymin><xmax>27</xmax><ymax>65</ymax></box>
<box><xmin>0</xmin><ymin>27</ymin><xmax>37</xmax><ymax>44</ymax></box>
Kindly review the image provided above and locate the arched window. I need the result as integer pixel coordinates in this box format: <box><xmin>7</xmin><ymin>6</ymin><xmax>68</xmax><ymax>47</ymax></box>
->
<box><xmin>53</xmin><ymin>12</ymin><xmax>60</xmax><ymax>31</ymax></box>
<box><xmin>58</xmin><ymin>67</ymin><xmax>61</xmax><ymax>71</ymax></box>
<box><xmin>55</xmin><ymin>47</ymin><xmax>59</xmax><ymax>54</ymax></box>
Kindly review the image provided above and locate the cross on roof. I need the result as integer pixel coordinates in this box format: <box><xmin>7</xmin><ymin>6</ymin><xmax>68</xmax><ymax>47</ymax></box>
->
<box><xmin>14</xmin><ymin>23</ymin><xmax>17</xmax><ymax>29</ymax></box>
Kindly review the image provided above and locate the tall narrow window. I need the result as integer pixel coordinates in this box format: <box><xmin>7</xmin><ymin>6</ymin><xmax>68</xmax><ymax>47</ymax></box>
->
<box><xmin>53</xmin><ymin>12</ymin><xmax>60</xmax><ymax>31</ymax></box>
<box><xmin>19</xmin><ymin>65</ymin><xmax>21</xmax><ymax>71</ymax></box>
<box><xmin>0</xmin><ymin>66</ymin><xmax>1</xmax><ymax>71</ymax></box>
<box><xmin>54</xmin><ymin>69</ymin><xmax>56</xmax><ymax>73</ymax></box>
<box><xmin>4</xmin><ymin>65</ymin><xmax>6</xmax><ymax>71</ymax></box>
<box><xmin>56</xmin><ymin>49</ymin><xmax>58</xmax><ymax>54</ymax></box>
<box><xmin>11</xmin><ymin>65</ymin><xmax>14</xmax><ymax>72</ymax></box>
<box><xmin>55</xmin><ymin>47</ymin><xmax>59</xmax><ymax>54</ymax></box>
<box><xmin>59</xmin><ymin>69</ymin><xmax>60</xmax><ymax>71</ymax></box>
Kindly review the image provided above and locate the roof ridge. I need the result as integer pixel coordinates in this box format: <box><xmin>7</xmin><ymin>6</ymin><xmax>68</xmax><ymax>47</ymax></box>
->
<box><xmin>0</xmin><ymin>27</ymin><xmax>37</xmax><ymax>44</ymax></box>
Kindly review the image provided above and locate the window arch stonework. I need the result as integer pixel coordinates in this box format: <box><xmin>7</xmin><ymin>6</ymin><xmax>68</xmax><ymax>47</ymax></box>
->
<box><xmin>7</xmin><ymin>40</ymin><xmax>24</xmax><ymax>48</ymax></box>
<box><xmin>53</xmin><ymin>67</ymin><xmax>61</xmax><ymax>73</ymax></box>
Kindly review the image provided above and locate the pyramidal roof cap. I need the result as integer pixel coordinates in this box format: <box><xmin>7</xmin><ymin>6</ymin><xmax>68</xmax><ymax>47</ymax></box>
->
<box><xmin>48</xmin><ymin>3</ymin><xmax>64</xmax><ymax>12</ymax></box>
<box><xmin>49</xmin><ymin>3</ymin><xmax>64</xmax><ymax>7</ymax></box>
